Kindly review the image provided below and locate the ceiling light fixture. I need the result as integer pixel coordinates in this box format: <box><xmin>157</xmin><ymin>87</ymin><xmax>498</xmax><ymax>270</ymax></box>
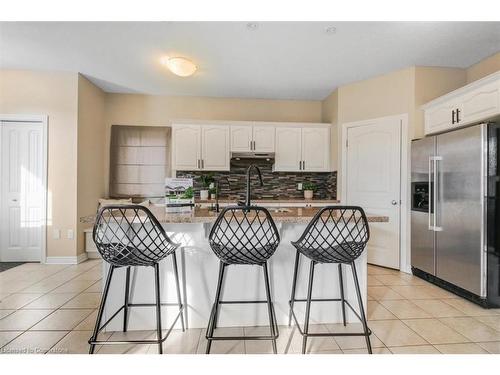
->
<box><xmin>161</xmin><ymin>56</ymin><xmax>197</xmax><ymax>77</ymax></box>
<box><xmin>325</xmin><ymin>26</ymin><xmax>337</xmax><ymax>35</ymax></box>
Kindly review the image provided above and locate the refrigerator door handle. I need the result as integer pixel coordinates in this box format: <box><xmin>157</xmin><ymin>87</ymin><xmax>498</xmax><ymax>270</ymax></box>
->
<box><xmin>433</xmin><ymin>156</ymin><xmax>443</xmax><ymax>232</ymax></box>
<box><xmin>428</xmin><ymin>156</ymin><xmax>434</xmax><ymax>231</ymax></box>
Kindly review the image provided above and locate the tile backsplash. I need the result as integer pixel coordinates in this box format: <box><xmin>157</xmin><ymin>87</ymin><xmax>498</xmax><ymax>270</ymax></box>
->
<box><xmin>177</xmin><ymin>159</ymin><xmax>337</xmax><ymax>200</ymax></box>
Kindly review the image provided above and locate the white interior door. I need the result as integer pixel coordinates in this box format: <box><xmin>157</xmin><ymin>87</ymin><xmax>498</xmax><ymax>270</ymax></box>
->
<box><xmin>345</xmin><ymin>117</ymin><xmax>401</xmax><ymax>269</ymax></box>
<box><xmin>1</xmin><ymin>121</ymin><xmax>45</xmax><ymax>262</ymax></box>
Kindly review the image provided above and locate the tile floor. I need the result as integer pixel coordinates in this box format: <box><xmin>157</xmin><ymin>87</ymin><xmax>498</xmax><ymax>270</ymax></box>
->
<box><xmin>1</xmin><ymin>260</ymin><xmax>500</xmax><ymax>354</ymax></box>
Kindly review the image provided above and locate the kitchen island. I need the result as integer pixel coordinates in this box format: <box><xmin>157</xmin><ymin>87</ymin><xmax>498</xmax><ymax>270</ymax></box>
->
<box><xmin>87</xmin><ymin>205</ymin><xmax>388</xmax><ymax>331</ymax></box>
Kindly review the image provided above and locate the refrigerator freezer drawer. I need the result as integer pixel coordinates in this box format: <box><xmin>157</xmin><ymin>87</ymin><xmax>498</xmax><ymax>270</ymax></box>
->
<box><xmin>411</xmin><ymin>210</ymin><xmax>435</xmax><ymax>275</ymax></box>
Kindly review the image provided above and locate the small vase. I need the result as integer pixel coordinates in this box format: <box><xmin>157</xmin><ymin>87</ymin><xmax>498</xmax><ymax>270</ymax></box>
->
<box><xmin>210</xmin><ymin>194</ymin><xmax>216</xmax><ymax>200</ymax></box>
<box><xmin>200</xmin><ymin>190</ymin><xmax>209</xmax><ymax>200</ymax></box>
<box><xmin>304</xmin><ymin>190</ymin><xmax>314</xmax><ymax>199</ymax></box>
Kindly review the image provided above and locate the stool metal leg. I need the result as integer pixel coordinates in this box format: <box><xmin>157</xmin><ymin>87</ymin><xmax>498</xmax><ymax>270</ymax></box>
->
<box><xmin>288</xmin><ymin>250</ymin><xmax>300</xmax><ymax>326</ymax></box>
<box><xmin>338</xmin><ymin>263</ymin><xmax>347</xmax><ymax>326</ymax></box>
<box><xmin>302</xmin><ymin>260</ymin><xmax>315</xmax><ymax>354</ymax></box>
<box><xmin>263</xmin><ymin>262</ymin><xmax>278</xmax><ymax>354</ymax></box>
<box><xmin>172</xmin><ymin>252</ymin><xmax>185</xmax><ymax>332</ymax></box>
<box><xmin>153</xmin><ymin>263</ymin><xmax>163</xmax><ymax>354</ymax></box>
<box><xmin>351</xmin><ymin>261</ymin><xmax>372</xmax><ymax>354</ymax></box>
<box><xmin>123</xmin><ymin>266</ymin><xmax>131</xmax><ymax>332</ymax></box>
<box><xmin>89</xmin><ymin>264</ymin><xmax>115</xmax><ymax>354</ymax></box>
<box><xmin>206</xmin><ymin>261</ymin><xmax>226</xmax><ymax>354</ymax></box>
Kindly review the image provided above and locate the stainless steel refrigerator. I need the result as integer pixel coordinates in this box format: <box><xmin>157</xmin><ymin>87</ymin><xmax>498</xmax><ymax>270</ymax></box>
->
<box><xmin>411</xmin><ymin>123</ymin><xmax>500</xmax><ymax>306</ymax></box>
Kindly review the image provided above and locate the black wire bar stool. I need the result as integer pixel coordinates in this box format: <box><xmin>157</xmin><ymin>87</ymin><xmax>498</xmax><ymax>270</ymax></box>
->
<box><xmin>88</xmin><ymin>205</ymin><xmax>185</xmax><ymax>354</ymax></box>
<box><xmin>288</xmin><ymin>206</ymin><xmax>372</xmax><ymax>354</ymax></box>
<box><xmin>205</xmin><ymin>206</ymin><xmax>281</xmax><ymax>354</ymax></box>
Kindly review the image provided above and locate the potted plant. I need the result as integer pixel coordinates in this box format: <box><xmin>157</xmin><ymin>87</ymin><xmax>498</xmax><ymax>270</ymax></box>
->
<box><xmin>302</xmin><ymin>182</ymin><xmax>317</xmax><ymax>199</ymax></box>
<box><xmin>199</xmin><ymin>173</ymin><xmax>214</xmax><ymax>200</ymax></box>
<box><xmin>209</xmin><ymin>187</ymin><xmax>217</xmax><ymax>200</ymax></box>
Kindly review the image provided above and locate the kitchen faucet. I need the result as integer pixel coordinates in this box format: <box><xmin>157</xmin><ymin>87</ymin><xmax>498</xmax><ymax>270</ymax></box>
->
<box><xmin>213</xmin><ymin>177</ymin><xmax>230</xmax><ymax>213</ymax></box>
<box><xmin>245</xmin><ymin>165</ymin><xmax>263</xmax><ymax>206</ymax></box>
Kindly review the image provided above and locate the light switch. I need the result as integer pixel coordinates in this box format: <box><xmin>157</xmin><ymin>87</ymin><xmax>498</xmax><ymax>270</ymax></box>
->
<box><xmin>53</xmin><ymin>229</ymin><xmax>60</xmax><ymax>239</ymax></box>
<box><xmin>298</xmin><ymin>183</ymin><xmax>303</xmax><ymax>190</ymax></box>
<box><xmin>67</xmin><ymin>229</ymin><xmax>74</xmax><ymax>240</ymax></box>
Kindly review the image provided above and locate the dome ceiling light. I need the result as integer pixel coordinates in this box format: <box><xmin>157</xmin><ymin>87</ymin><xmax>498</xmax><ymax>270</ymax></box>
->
<box><xmin>161</xmin><ymin>56</ymin><xmax>197</xmax><ymax>77</ymax></box>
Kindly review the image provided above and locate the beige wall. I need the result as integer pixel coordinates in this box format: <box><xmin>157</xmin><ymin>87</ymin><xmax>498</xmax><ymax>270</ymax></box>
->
<box><xmin>76</xmin><ymin>75</ymin><xmax>106</xmax><ymax>255</ymax></box>
<box><xmin>413</xmin><ymin>67</ymin><xmax>466</xmax><ymax>139</ymax></box>
<box><xmin>321</xmin><ymin>89</ymin><xmax>339</xmax><ymax>171</ymax></box>
<box><xmin>321</xmin><ymin>66</ymin><xmax>466</xmax><ymax>200</ymax></box>
<box><xmin>467</xmin><ymin>51</ymin><xmax>500</xmax><ymax>83</ymax></box>
<box><xmin>0</xmin><ymin>70</ymin><xmax>79</xmax><ymax>258</ymax></box>
<box><xmin>103</xmin><ymin>93</ymin><xmax>322</xmax><ymax>195</ymax></box>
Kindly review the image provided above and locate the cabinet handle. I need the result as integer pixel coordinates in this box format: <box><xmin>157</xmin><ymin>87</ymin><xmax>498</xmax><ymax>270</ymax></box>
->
<box><xmin>197</xmin><ymin>159</ymin><xmax>200</xmax><ymax>169</ymax></box>
<box><xmin>456</xmin><ymin>108</ymin><xmax>460</xmax><ymax>123</ymax></box>
<box><xmin>303</xmin><ymin>160</ymin><xmax>305</xmax><ymax>170</ymax></box>
<box><xmin>452</xmin><ymin>109</ymin><xmax>455</xmax><ymax>124</ymax></box>
<box><xmin>201</xmin><ymin>159</ymin><xmax>204</xmax><ymax>169</ymax></box>
<box><xmin>253</xmin><ymin>140</ymin><xmax>256</xmax><ymax>150</ymax></box>
<box><xmin>299</xmin><ymin>161</ymin><xmax>302</xmax><ymax>170</ymax></box>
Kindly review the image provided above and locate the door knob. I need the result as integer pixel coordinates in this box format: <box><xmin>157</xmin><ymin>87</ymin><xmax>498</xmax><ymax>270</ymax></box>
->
<box><xmin>391</xmin><ymin>200</ymin><xmax>398</xmax><ymax>205</ymax></box>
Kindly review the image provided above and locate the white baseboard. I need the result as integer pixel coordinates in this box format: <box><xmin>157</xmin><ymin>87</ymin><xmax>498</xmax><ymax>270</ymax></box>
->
<box><xmin>45</xmin><ymin>253</ymin><xmax>88</xmax><ymax>265</ymax></box>
<box><xmin>86</xmin><ymin>251</ymin><xmax>101</xmax><ymax>259</ymax></box>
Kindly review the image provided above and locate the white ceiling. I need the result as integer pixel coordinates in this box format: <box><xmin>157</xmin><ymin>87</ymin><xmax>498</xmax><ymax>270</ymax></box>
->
<box><xmin>1</xmin><ymin>22</ymin><xmax>499</xmax><ymax>100</ymax></box>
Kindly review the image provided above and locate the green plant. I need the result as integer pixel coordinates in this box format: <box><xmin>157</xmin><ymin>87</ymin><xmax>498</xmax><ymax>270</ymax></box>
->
<box><xmin>199</xmin><ymin>173</ymin><xmax>215</xmax><ymax>188</ymax></box>
<box><xmin>302</xmin><ymin>182</ymin><xmax>317</xmax><ymax>191</ymax></box>
<box><xmin>209</xmin><ymin>187</ymin><xmax>217</xmax><ymax>195</ymax></box>
<box><xmin>180</xmin><ymin>186</ymin><xmax>194</xmax><ymax>199</ymax></box>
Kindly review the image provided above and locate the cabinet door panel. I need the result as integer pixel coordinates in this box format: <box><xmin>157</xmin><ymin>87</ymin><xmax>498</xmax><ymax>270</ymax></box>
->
<box><xmin>253</xmin><ymin>125</ymin><xmax>275</xmax><ymax>152</ymax></box>
<box><xmin>230</xmin><ymin>125</ymin><xmax>252</xmax><ymax>152</ymax></box>
<box><xmin>274</xmin><ymin>127</ymin><xmax>302</xmax><ymax>171</ymax></box>
<box><xmin>302</xmin><ymin>127</ymin><xmax>330</xmax><ymax>171</ymax></box>
<box><xmin>202</xmin><ymin>125</ymin><xmax>230</xmax><ymax>171</ymax></box>
<box><xmin>460</xmin><ymin>82</ymin><xmax>500</xmax><ymax>126</ymax></box>
<box><xmin>424</xmin><ymin>99</ymin><xmax>457</xmax><ymax>135</ymax></box>
<box><xmin>172</xmin><ymin>125</ymin><xmax>200</xmax><ymax>170</ymax></box>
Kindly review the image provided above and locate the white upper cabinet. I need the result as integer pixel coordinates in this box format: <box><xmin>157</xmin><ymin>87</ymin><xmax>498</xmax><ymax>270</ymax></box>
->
<box><xmin>461</xmin><ymin>81</ymin><xmax>500</xmax><ymax>125</ymax></box>
<box><xmin>174</xmin><ymin>121</ymin><xmax>330</xmax><ymax>173</ymax></box>
<box><xmin>201</xmin><ymin>125</ymin><xmax>230</xmax><ymax>171</ymax></box>
<box><xmin>172</xmin><ymin>124</ymin><xmax>201</xmax><ymax>171</ymax></box>
<box><xmin>274</xmin><ymin>126</ymin><xmax>330</xmax><ymax>172</ymax></box>
<box><xmin>423</xmin><ymin>71</ymin><xmax>500</xmax><ymax>135</ymax></box>
<box><xmin>230</xmin><ymin>125</ymin><xmax>252</xmax><ymax>152</ymax></box>
<box><xmin>302</xmin><ymin>127</ymin><xmax>330</xmax><ymax>171</ymax></box>
<box><xmin>252</xmin><ymin>125</ymin><xmax>275</xmax><ymax>152</ymax></box>
<box><xmin>230</xmin><ymin>124</ymin><xmax>275</xmax><ymax>152</ymax></box>
<box><xmin>172</xmin><ymin>124</ymin><xmax>229</xmax><ymax>171</ymax></box>
<box><xmin>274</xmin><ymin>127</ymin><xmax>302</xmax><ymax>171</ymax></box>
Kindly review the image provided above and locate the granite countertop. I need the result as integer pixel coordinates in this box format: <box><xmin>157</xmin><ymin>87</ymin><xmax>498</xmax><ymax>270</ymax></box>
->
<box><xmin>196</xmin><ymin>198</ymin><xmax>340</xmax><ymax>204</ymax></box>
<box><xmin>81</xmin><ymin>205</ymin><xmax>388</xmax><ymax>225</ymax></box>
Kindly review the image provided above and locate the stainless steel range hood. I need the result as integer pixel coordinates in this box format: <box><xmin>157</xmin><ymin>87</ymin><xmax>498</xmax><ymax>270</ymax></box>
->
<box><xmin>231</xmin><ymin>152</ymin><xmax>275</xmax><ymax>160</ymax></box>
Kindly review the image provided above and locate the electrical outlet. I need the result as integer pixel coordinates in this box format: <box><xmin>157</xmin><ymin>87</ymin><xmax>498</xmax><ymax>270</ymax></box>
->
<box><xmin>53</xmin><ymin>229</ymin><xmax>60</xmax><ymax>239</ymax></box>
<box><xmin>67</xmin><ymin>229</ymin><xmax>74</xmax><ymax>240</ymax></box>
<box><xmin>298</xmin><ymin>183</ymin><xmax>303</xmax><ymax>190</ymax></box>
